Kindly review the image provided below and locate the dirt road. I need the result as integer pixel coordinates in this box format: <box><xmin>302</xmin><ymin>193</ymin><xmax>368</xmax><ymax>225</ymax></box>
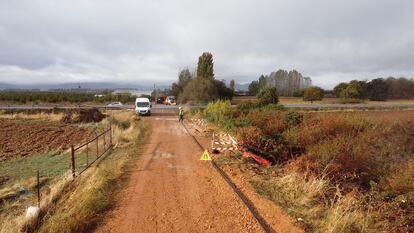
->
<box><xmin>96</xmin><ymin>113</ymin><xmax>264</xmax><ymax>233</ymax></box>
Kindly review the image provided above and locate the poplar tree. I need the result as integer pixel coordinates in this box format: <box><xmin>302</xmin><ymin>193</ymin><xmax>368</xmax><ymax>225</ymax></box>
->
<box><xmin>196</xmin><ymin>52</ymin><xmax>214</xmax><ymax>80</ymax></box>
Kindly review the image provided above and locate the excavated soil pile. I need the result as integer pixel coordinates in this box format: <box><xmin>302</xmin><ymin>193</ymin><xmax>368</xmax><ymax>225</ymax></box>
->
<box><xmin>0</xmin><ymin>120</ymin><xmax>93</xmax><ymax>161</ymax></box>
<box><xmin>61</xmin><ymin>108</ymin><xmax>105</xmax><ymax>124</ymax></box>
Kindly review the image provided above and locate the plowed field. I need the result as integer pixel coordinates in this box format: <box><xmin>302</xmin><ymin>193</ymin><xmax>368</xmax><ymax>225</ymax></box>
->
<box><xmin>0</xmin><ymin>120</ymin><xmax>92</xmax><ymax>161</ymax></box>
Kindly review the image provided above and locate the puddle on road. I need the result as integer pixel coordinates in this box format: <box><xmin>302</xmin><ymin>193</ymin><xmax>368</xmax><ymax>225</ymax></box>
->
<box><xmin>153</xmin><ymin>150</ymin><xmax>175</xmax><ymax>159</ymax></box>
<box><xmin>166</xmin><ymin>162</ymin><xmax>192</xmax><ymax>171</ymax></box>
<box><xmin>152</xmin><ymin>150</ymin><xmax>192</xmax><ymax>170</ymax></box>
<box><xmin>159</xmin><ymin>152</ymin><xmax>174</xmax><ymax>158</ymax></box>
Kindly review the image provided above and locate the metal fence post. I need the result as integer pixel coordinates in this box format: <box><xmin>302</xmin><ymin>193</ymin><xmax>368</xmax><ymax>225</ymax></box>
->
<box><xmin>86</xmin><ymin>143</ymin><xmax>89</xmax><ymax>166</ymax></box>
<box><xmin>96</xmin><ymin>134</ymin><xmax>99</xmax><ymax>158</ymax></box>
<box><xmin>109</xmin><ymin>125</ymin><xmax>112</xmax><ymax>147</ymax></box>
<box><xmin>71</xmin><ymin>145</ymin><xmax>76</xmax><ymax>179</ymax></box>
<box><xmin>37</xmin><ymin>170</ymin><xmax>40</xmax><ymax>208</ymax></box>
<box><xmin>103</xmin><ymin>130</ymin><xmax>106</xmax><ymax>151</ymax></box>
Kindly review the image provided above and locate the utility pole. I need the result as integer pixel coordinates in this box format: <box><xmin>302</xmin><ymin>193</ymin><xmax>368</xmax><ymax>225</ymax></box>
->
<box><xmin>153</xmin><ymin>83</ymin><xmax>156</xmax><ymax>100</ymax></box>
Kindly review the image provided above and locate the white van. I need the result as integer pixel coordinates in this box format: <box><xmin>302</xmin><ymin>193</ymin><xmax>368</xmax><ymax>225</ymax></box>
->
<box><xmin>135</xmin><ymin>98</ymin><xmax>152</xmax><ymax>116</ymax></box>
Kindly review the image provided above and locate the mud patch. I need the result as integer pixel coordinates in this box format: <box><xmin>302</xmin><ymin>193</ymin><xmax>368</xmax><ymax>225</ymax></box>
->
<box><xmin>0</xmin><ymin>120</ymin><xmax>93</xmax><ymax>161</ymax></box>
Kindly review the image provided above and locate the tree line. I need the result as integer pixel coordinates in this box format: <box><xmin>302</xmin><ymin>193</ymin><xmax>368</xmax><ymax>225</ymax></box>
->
<box><xmin>333</xmin><ymin>77</ymin><xmax>414</xmax><ymax>101</ymax></box>
<box><xmin>248</xmin><ymin>73</ymin><xmax>413</xmax><ymax>101</ymax></box>
<box><xmin>168</xmin><ymin>52</ymin><xmax>234</xmax><ymax>103</ymax></box>
<box><xmin>0</xmin><ymin>91</ymin><xmax>137</xmax><ymax>103</ymax></box>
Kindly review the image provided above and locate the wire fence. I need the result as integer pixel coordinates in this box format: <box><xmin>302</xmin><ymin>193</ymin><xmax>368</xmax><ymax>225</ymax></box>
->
<box><xmin>29</xmin><ymin>126</ymin><xmax>113</xmax><ymax>208</ymax></box>
<box><xmin>70</xmin><ymin>126</ymin><xmax>113</xmax><ymax>179</ymax></box>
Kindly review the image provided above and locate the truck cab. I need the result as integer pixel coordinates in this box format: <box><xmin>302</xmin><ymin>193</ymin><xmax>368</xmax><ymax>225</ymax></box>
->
<box><xmin>135</xmin><ymin>98</ymin><xmax>151</xmax><ymax>116</ymax></box>
<box><xmin>164</xmin><ymin>96</ymin><xmax>176</xmax><ymax>105</ymax></box>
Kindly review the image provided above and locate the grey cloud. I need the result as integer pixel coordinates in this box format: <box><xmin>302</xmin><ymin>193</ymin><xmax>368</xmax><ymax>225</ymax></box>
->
<box><xmin>0</xmin><ymin>0</ymin><xmax>413</xmax><ymax>89</ymax></box>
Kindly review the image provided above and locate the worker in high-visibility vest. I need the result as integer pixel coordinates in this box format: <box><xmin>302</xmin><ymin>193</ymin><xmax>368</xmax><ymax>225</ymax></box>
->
<box><xmin>179</xmin><ymin>107</ymin><xmax>184</xmax><ymax>122</ymax></box>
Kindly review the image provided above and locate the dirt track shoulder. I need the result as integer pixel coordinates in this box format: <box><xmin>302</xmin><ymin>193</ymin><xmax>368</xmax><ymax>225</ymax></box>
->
<box><xmin>190</xmin><ymin>130</ymin><xmax>304</xmax><ymax>233</ymax></box>
<box><xmin>95</xmin><ymin>116</ymin><xmax>264</xmax><ymax>233</ymax></box>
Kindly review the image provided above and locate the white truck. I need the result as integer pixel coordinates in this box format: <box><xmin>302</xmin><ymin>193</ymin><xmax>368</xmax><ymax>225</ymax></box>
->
<box><xmin>135</xmin><ymin>98</ymin><xmax>152</xmax><ymax>116</ymax></box>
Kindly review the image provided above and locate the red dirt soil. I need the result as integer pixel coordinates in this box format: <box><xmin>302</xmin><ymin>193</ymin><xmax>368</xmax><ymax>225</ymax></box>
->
<box><xmin>96</xmin><ymin>116</ymin><xmax>265</xmax><ymax>233</ymax></box>
<box><xmin>0</xmin><ymin>119</ymin><xmax>93</xmax><ymax>161</ymax></box>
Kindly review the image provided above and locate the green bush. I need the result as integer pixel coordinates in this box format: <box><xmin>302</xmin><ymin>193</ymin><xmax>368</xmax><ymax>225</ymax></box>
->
<box><xmin>236</xmin><ymin>101</ymin><xmax>259</xmax><ymax>112</ymax></box>
<box><xmin>180</xmin><ymin>78</ymin><xmax>218</xmax><ymax>104</ymax></box>
<box><xmin>292</xmin><ymin>89</ymin><xmax>304</xmax><ymax>97</ymax></box>
<box><xmin>283</xmin><ymin>111</ymin><xmax>303</xmax><ymax>127</ymax></box>
<box><xmin>205</xmin><ymin>100</ymin><xmax>232</xmax><ymax>123</ymax></box>
<box><xmin>340</xmin><ymin>84</ymin><xmax>360</xmax><ymax>100</ymax></box>
<box><xmin>257</xmin><ymin>87</ymin><xmax>279</xmax><ymax>105</ymax></box>
<box><xmin>303</xmin><ymin>87</ymin><xmax>324</xmax><ymax>102</ymax></box>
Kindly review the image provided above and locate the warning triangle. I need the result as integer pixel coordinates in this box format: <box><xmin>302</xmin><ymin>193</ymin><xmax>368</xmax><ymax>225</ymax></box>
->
<box><xmin>200</xmin><ymin>150</ymin><xmax>212</xmax><ymax>161</ymax></box>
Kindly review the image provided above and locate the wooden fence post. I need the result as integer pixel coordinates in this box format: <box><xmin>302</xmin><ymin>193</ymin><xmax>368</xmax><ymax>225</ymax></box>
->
<box><xmin>71</xmin><ymin>145</ymin><xmax>76</xmax><ymax>179</ymax></box>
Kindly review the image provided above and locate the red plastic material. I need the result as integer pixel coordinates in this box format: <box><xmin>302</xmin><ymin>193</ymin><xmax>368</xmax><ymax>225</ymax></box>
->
<box><xmin>242</xmin><ymin>151</ymin><xmax>271</xmax><ymax>168</ymax></box>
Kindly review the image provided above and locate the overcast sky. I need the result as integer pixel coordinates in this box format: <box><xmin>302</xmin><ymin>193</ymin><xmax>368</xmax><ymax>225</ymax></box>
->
<box><xmin>0</xmin><ymin>0</ymin><xmax>413</xmax><ymax>89</ymax></box>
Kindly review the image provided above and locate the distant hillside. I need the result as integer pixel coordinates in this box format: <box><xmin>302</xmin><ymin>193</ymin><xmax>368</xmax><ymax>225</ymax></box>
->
<box><xmin>235</xmin><ymin>83</ymin><xmax>249</xmax><ymax>91</ymax></box>
<box><xmin>0</xmin><ymin>83</ymin><xmax>19</xmax><ymax>90</ymax></box>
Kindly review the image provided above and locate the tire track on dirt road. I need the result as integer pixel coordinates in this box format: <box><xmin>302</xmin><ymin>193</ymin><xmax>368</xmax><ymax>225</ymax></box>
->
<box><xmin>95</xmin><ymin>114</ymin><xmax>264</xmax><ymax>233</ymax></box>
<box><xmin>180</xmin><ymin>122</ymin><xmax>273</xmax><ymax>233</ymax></box>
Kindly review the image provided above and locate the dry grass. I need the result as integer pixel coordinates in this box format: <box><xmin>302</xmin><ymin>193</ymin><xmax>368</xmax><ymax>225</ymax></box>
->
<box><xmin>103</xmin><ymin>110</ymin><xmax>140</xmax><ymax>146</ymax></box>
<box><xmin>0</xmin><ymin>112</ymin><xmax>64</xmax><ymax>122</ymax></box>
<box><xmin>319</xmin><ymin>194</ymin><xmax>371</xmax><ymax>233</ymax></box>
<box><xmin>0</xmin><ymin>172</ymin><xmax>72</xmax><ymax>233</ymax></box>
<box><xmin>251</xmin><ymin>171</ymin><xmax>372</xmax><ymax>233</ymax></box>
<box><xmin>251</xmin><ymin>171</ymin><xmax>327</xmax><ymax>219</ymax></box>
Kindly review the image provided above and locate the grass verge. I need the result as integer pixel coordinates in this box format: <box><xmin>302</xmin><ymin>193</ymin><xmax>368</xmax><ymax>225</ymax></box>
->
<box><xmin>35</xmin><ymin>114</ymin><xmax>150</xmax><ymax>233</ymax></box>
<box><xmin>250</xmin><ymin>170</ymin><xmax>372</xmax><ymax>233</ymax></box>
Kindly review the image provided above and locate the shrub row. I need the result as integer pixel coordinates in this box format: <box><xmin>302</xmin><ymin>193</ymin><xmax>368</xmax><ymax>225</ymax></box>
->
<box><xmin>0</xmin><ymin>91</ymin><xmax>137</xmax><ymax>103</ymax></box>
<box><xmin>204</xmin><ymin>101</ymin><xmax>414</xmax><ymax>193</ymax></box>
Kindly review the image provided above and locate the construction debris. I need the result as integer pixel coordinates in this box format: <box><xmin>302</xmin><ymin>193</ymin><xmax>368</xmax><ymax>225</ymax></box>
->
<box><xmin>211</xmin><ymin>133</ymin><xmax>238</xmax><ymax>153</ymax></box>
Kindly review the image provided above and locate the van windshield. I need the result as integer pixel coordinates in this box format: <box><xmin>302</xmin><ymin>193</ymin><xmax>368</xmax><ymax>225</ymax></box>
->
<box><xmin>137</xmin><ymin>102</ymin><xmax>149</xmax><ymax>107</ymax></box>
